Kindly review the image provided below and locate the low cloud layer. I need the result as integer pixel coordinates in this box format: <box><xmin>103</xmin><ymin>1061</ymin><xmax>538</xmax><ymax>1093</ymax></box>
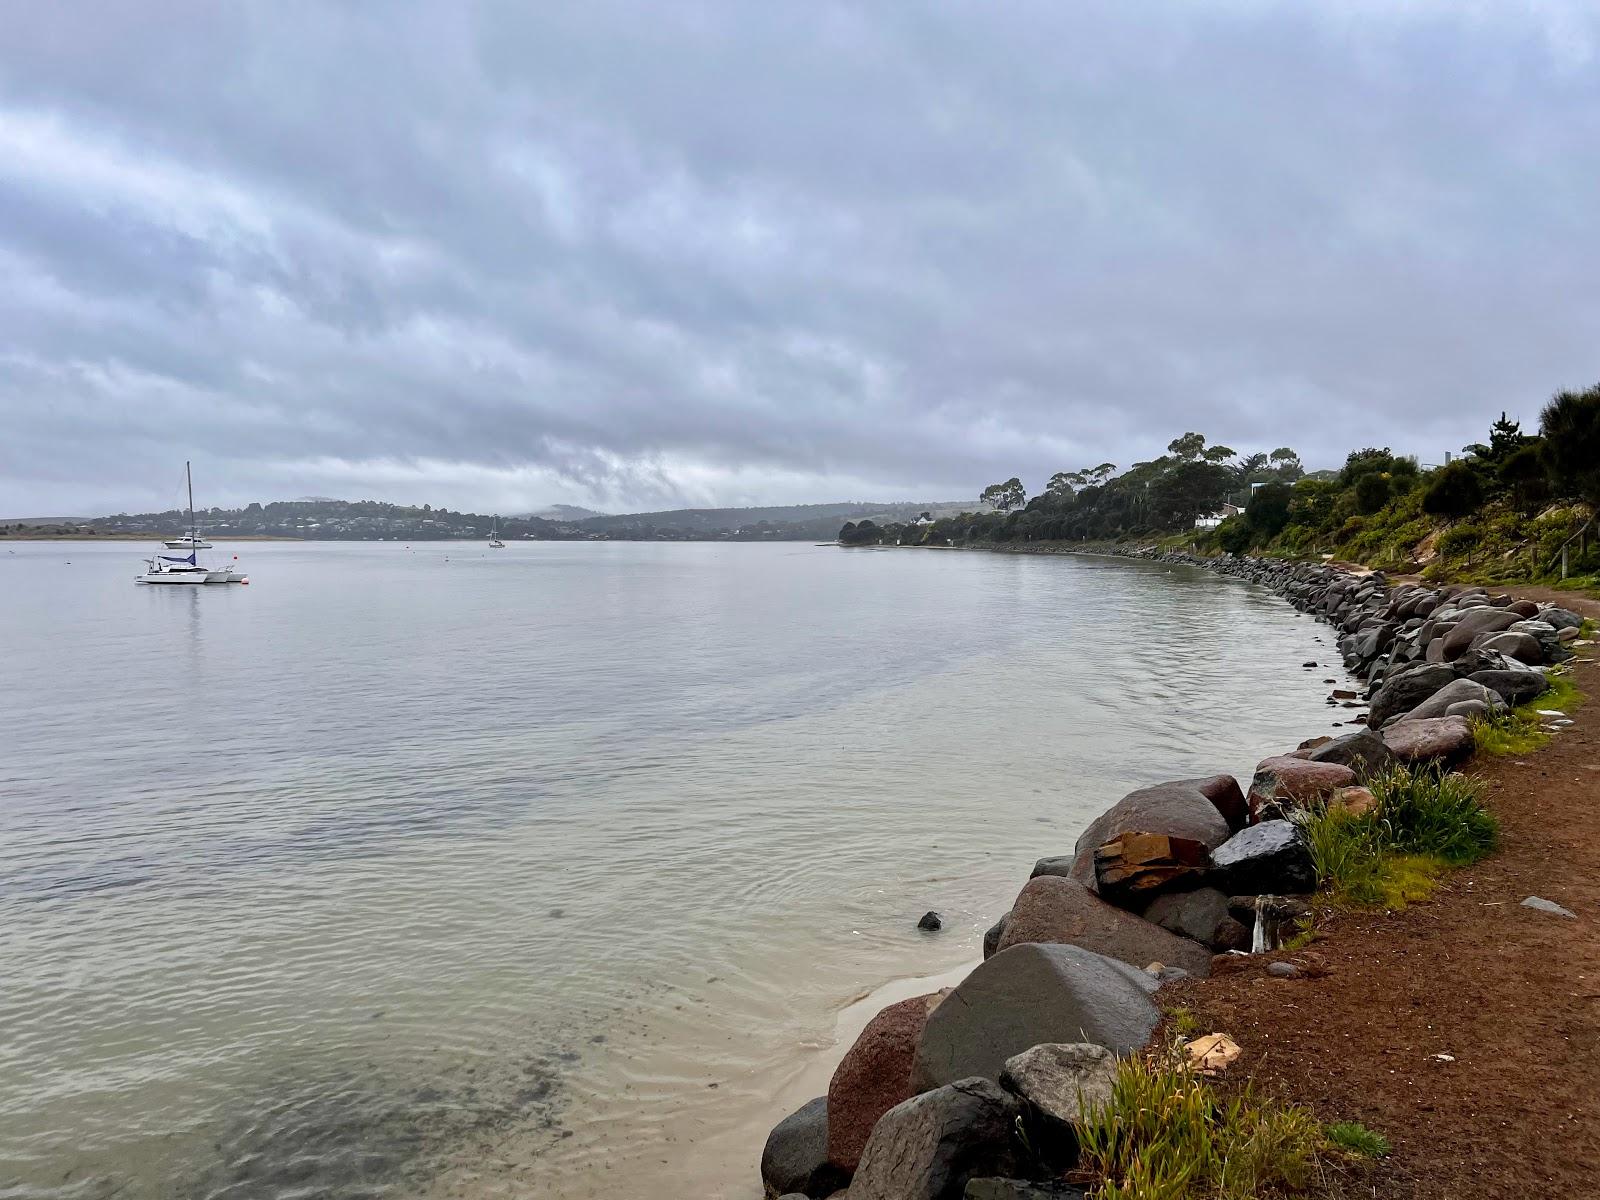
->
<box><xmin>3</xmin><ymin>2</ymin><xmax>1598</xmax><ymax>515</ymax></box>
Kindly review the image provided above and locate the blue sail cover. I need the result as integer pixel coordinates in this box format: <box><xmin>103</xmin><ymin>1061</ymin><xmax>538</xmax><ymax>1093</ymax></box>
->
<box><xmin>159</xmin><ymin>552</ymin><xmax>197</xmax><ymax>564</ymax></box>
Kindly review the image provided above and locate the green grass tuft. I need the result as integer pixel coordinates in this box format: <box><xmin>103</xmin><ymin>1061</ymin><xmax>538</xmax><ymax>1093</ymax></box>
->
<box><xmin>1295</xmin><ymin>764</ymin><xmax>1494</xmax><ymax>908</ymax></box>
<box><xmin>1325</xmin><ymin>1121</ymin><xmax>1391</xmax><ymax>1159</ymax></box>
<box><xmin>1167</xmin><ymin>1006</ymin><xmax>1203</xmax><ymax>1038</ymax></box>
<box><xmin>1078</xmin><ymin>1050</ymin><xmax>1324</xmax><ymax>1200</ymax></box>
<box><xmin>1368</xmin><ymin>764</ymin><xmax>1498</xmax><ymax>865</ymax></box>
<box><xmin>1473</xmin><ymin>667</ymin><xmax>1583</xmax><ymax>756</ymax></box>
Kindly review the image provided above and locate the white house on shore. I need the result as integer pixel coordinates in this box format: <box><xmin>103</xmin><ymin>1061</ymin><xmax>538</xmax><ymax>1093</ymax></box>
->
<box><xmin>1194</xmin><ymin>502</ymin><xmax>1243</xmax><ymax>530</ymax></box>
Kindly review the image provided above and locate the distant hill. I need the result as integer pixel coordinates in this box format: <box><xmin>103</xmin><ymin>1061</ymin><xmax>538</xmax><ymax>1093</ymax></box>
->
<box><xmin>524</xmin><ymin>504</ymin><xmax>608</xmax><ymax>521</ymax></box>
<box><xmin>572</xmin><ymin>501</ymin><xmax>977</xmax><ymax>540</ymax></box>
<box><xmin>29</xmin><ymin>497</ymin><xmax>984</xmax><ymax>541</ymax></box>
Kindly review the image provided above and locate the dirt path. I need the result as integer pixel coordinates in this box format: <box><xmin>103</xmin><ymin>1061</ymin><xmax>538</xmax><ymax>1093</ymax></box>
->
<box><xmin>1169</xmin><ymin>621</ymin><xmax>1598</xmax><ymax>1198</ymax></box>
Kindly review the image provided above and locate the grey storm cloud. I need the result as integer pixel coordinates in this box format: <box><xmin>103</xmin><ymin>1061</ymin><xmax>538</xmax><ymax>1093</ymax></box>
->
<box><xmin>2</xmin><ymin>1</ymin><xmax>1599</xmax><ymax>515</ymax></box>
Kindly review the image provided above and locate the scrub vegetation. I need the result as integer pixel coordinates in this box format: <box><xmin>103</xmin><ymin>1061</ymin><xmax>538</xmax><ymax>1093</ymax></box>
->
<box><xmin>842</xmin><ymin>386</ymin><xmax>1600</xmax><ymax>594</ymax></box>
<box><xmin>1075</xmin><ymin>1049</ymin><xmax>1325</xmax><ymax>1200</ymax></box>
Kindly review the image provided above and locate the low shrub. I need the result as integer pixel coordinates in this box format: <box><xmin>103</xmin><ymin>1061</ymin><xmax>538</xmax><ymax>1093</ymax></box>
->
<box><xmin>1077</xmin><ymin>1050</ymin><xmax>1324</xmax><ymax>1200</ymax></box>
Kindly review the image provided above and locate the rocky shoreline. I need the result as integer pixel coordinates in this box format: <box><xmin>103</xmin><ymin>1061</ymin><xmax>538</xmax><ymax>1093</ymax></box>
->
<box><xmin>760</xmin><ymin>548</ymin><xmax>1587</xmax><ymax>1200</ymax></box>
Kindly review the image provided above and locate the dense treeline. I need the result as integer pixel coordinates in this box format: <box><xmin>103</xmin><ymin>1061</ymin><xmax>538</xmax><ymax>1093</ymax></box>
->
<box><xmin>841</xmin><ymin>384</ymin><xmax>1600</xmax><ymax>586</ymax></box>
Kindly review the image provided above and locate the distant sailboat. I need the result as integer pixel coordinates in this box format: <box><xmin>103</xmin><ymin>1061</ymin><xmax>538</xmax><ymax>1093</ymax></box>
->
<box><xmin>489</xmin><ymin>517</ymin><xmax>506</xmax><ymax>549</ymax></box>
<box><xmin>162</xmin><ymin>462</ymin><xmax>214</xmax><ymax>549</ymax></box>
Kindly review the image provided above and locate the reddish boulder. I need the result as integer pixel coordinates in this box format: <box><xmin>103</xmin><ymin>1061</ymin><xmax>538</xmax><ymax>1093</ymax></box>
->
<box><xmin>826</xmin><ymin>993</ymin><xmax>943</xmax><ymax>1173</ymax></box>
<box><xmin>1067</xmin><ymin>781</ymin><xmax>1232</xmax><ymax>887</ymax></box>
<box><xmin>1246</xmin><ymin>756</ymin><xmax>1357</xmax><ymax>821</ymax></box>
<box><xmin>1177</xmin><ymin>774</ymin><xmax>1249</xmax><ymax>831</ymax></box>
<box><xmin>997</xmin><ymin>875</ymin><xmax>1213</xmax><ymax>976</ymax></box>
<box><xmin>1092</xmin><ymin>832</ymin><xmax>1210</xmax><ymax>904</ymax></box>
<box><xmin>1380</xmin><ymin>715</ymin><xmax>1475</xmax><ymax>765</ymax></box>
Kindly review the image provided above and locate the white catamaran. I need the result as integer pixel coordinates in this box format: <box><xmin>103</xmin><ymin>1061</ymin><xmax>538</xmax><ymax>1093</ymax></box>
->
<box><xmin>137</xmin><ymin>462</ymin><xmax>247</xmax><ymax>585</ymax></box>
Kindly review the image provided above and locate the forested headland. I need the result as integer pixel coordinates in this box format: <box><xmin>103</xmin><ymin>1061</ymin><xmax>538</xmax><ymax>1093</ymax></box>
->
<box><xmin>839</xmin><ymin>384</ymin><xmax>1600</xmax><ymax>590</ymax></box>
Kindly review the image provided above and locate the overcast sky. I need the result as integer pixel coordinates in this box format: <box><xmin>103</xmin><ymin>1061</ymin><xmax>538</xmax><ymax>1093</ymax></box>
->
<box><xmin>3</xmin><ymin>2</ymin><xmax>1598</xmax><ymax>516</ymax></box>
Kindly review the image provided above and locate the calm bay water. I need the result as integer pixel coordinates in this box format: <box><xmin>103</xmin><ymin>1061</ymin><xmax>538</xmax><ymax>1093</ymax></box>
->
<box><xmin>0</xmin><ymin>540</ymin><xmax>1350</xmax><ymax>1198</ymax></box>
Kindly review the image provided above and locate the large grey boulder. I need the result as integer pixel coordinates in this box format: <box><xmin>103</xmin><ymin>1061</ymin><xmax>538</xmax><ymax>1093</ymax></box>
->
<box><xmin>1381</xmin><ymin>715</ymin><xmax>1476</xmax><ymax>765</ymax></box>
<box><xmin>1439</xmin><ymin>608</ymin><xmax>1521</xmax><ymax>658</ymax></box>
<box><xmin>1475</xmin><ymin>630</ymin><xmax>1544</xmax><ymax>665</ymax></box>
<box><xmin>1305</xmin><ymin>730</ymin><xmax>1398</xmax><ymax>781</ymax></box>
<box><xmin>996</xmin><ymin>875</ymin><xmax>1214</xmax><ymax>977</ymax></box>
<box><xmin>1065</xmin><ymin>782</ymin><xmax>1232</xmax><ymax>888</ymax></box>
<box><xmin>999</xmin><ymin>1042</ymin><xmax>1117</xmax><ymax>1138</ymax></box>
<box><xmin>1209</xmin><ymin>820</ymin><xmax>1316</xmax><ymax>896</ymax></box>
<box><xmin>850</xmin><ymin>1078</ymin><xmax>1021</xmax><ymax>1200</ymax></box>
<box><xmin>912</xmin><ymin>943</ymin><xmax>1159</xmax><ymax>1093</ymax></box>
<box><xmin>1400</xmin><ymin>677</ymin><xmax>1494</xmax><ymax>723</ymax></box>
<box><xmin>1510</xmin><ymin>620</ymin><xmax>1567</xmax><ymax>662</ymax></box>
<box><xmin>1470</xmin><ymin>668</ymin><xmax>1550</xmax><ymax>707</ymax></box>
<box><xmin>1368</xmin><ymin>663</ymin><xmax>1456</xmax><ymax>727</ymax></box>
<box><xmin>1538</xmin><ymin>606</ymin><xmax>1584</xmax><ymax>631</ymax></box>
<box><xmin>1140</xmin><ymin>886</ymin><xmax>1248</xmax><ymax>950</ymax></box>
<box><xmin>761</xmin><ymin>1096</ymin><xmax>844</xmax><ymax>1199</ymax></box>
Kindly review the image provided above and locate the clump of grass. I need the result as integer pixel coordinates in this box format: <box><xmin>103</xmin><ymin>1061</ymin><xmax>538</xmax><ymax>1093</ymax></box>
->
<box><xmin>1077</xmin><ymin>1050</ymin><xmax>1324</xmax><ymax>1200</ymax></box>
<box><xmin>1325</xmin><ymin>1121</ymin><xmax>1391</xmax><ymax>1159</ymax></box>
<box><xmin>1472</xmin><ymin>707</ymin><xmax>1551</xmax><ymax>756</ymax></box>
<box><xmin>1295</xmin><ymin>764</ymin><xmax>1494</xmax><ymax>908</ymax></box>
<box><xmin>1473</xmin><ymin>667</ymin><xmax>1582</xmax><ymax>756</ymax></box>
<box><xmin>1369</xmin><ymin>764</ymin><xmax>1498</xmax><ymax>865</ymax></box>
<box><xmin>1167</xmin><ymin>1006</ymin><xmax>1203</xmax><ymax>1037</ymax></box>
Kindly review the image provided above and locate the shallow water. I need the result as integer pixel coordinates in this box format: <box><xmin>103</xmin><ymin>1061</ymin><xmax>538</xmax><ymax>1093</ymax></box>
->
<box><xmin>0</xmin><ymin>540</ymin><xmax>1351</xmax><ymax>1198</ymax></box>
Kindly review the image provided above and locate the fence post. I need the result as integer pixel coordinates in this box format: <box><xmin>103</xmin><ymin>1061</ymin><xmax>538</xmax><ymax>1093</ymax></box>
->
<box><xmin>1562</xmin><ymin>545</ymin><xmax>1569</xmax><ymax>580</ymax></box>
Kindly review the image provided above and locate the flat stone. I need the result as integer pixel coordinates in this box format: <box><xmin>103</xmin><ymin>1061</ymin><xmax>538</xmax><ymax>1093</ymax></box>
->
<box><xmin>996</xmin><ymin>875</ymin><xmax>1213</xmax><ymax>976</ymax></box>
<box><xmin>912</xmin><ymin>943</ymin><xmax>1159</xmax><ymax>1093</ymax></box>
<box><xmin>1380</xmin><ymin>715</ymin><xmax>1475</xmax><ymax>765</ymax></box>
<box><xmin>1266</xmin><ymin>961</ymin><xmax>1299</xmax><ymax>978</ymax></box>
<box><xmin>1092</xmin><ymin>831</ymin><xmax>1210</xmax><ymax>903</ymax></box>
<box><xmin>1522</xmin><ymin>896</ymin><xmax>1577</xmax><ymax>919</ymax></box>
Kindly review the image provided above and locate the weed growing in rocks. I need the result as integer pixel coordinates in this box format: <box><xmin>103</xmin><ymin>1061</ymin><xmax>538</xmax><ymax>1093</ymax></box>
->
<box><xmin>1325</xmin><ymin>1121</ymin><xmax>1391</xmax><ymax>1159</ymax></box>
<box><xmin>1076</xmin><ymin>1049</ymin><xmax>1323</xmax><ymax>1199</ymax></box>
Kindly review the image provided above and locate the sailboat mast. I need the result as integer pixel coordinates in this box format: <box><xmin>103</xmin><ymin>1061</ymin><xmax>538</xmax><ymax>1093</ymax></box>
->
<box><xmin>186</xmin><ymin>461</ymin><xmax>196</xmax><ymax>538</ymax></box>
